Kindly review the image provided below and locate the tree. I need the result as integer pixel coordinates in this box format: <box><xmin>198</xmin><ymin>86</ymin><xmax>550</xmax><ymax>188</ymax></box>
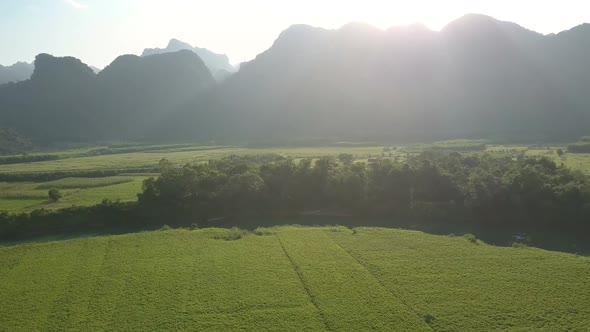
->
<box><xmin>48</xmin><ymin>188</ymin><xmax>62</xmax><ymax>202</ymax></box>
<box><xmin>338</xmin><ymin>153</ymin><xmax>354</xmax><ymax>165</ymax></box>
<box><xmin>556</xmin><ymin>149</ymin><xmax>564</xmax><ymax>157</ymax></box>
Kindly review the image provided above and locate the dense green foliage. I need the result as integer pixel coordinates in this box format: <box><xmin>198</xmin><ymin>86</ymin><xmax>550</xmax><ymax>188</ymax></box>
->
<box><xmin>47</xmin><ymin>188</ymin><xmax>62</xmax><ymax>202</ymax></box>
<box><xmin>0</xmin><ymin>227</ymin><xmax>588</xmax><ymax>331</ymax></box>
<box><xmin>0</xmin><ymin>154</ymin><xmax>59</xmax><ymax>165</ymax></box>
<box><xmin>3</xmin><ymin>152</ymin><xmax>589</xmax><ymax>244</ymax></box>
<box><xmin>139</xmin><ymin>153</ymin><xmax>590</xmax><ymax>232</ymax></box>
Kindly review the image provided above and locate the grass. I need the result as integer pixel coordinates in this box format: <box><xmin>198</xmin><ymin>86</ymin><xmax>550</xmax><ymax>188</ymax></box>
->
<box><xmin>329</xmin><ymin>227</ymin><xmax>590</xmax><ymax>331</ymax></box>
<box><xmin>0</xmin><ymin>226</ymin><xmax>588</xmax><ymax>331</ymax></box>
<box><xmin>0</xmin><ymin>145</ymin><xmax>386</xmax><ymax>214</ymax></box>
<box><xmin>0</xmin><ymin>146</ymin><xmax>385</xmax><ymax>174</ymax></box>
<box><xmin>428</xmin><ymin>139</ymin><xmax>489</xmax><ymax>151</ymax></box>
<box><xmin>481</xmin><ymin>145</ymin><xmax>590</xmax><ymax>174</ymax></box>
<box><xmin>43</xmin><ymin>177</ymin><xmax>147</xmax><ymax>210</ymax></box>
<box><xmin>2</xmin><ymin>143</ymin><xmax>590</xmax><ymax>176</ymax></box>
<box><xmin>523</xmin><ymin>146</ymin><xmax>590</xmax><ymax>174</ymax></box>
<box><xmin>3</xmin><ymin>143</ymin><xmax>590</xmax><ymax>215</ymax></box>
<box><xmin>0</xmin><ymin>199</ymin><xmax>48</xmax><ymax>213</ymax></box>
<box><xmin>0</xmin><ymin>176</ymin><xmax>148</xmax><ymax>213</ymax></box>
<box><xmin>35</xmin><ymin>176</ymin><xmax>135</xmax><ymax>189</ymax></box>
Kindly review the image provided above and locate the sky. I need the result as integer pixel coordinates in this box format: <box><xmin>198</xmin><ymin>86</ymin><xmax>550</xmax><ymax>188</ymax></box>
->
<box><xmin>1</xmin><ymin>0</ymin><xmax>589</xmax><ymax>68</ymax></box>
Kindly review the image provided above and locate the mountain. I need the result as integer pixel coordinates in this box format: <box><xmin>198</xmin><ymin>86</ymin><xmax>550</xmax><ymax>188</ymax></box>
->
<box><xmin>142</xmin><ymin>39</ymin><xmax>235</xmax><ymax>81</ymax></box>
<box><xmin>1</xmin><ymin>15</ymin><xmax>590</xmax><ymax>145</ymax></box>
<box><xmin>0</xmin><ymin>51</ymin><xmax>215</xmax><ymax>142</ymax></box>
<box><xmin>165</xmin><ymin>14</ymin><xmax>589</xmax><ymax>143</ymax></box>
<box><xmin>0</xmin><ymin>128</ymin><xmax>32</xmax><ymax>155</ymax></box>
<box><xmin>97</xmin><ymin>50</ymin><xmax>215</xmax><ymax>138</ymax></box>
<box><xmin>0</xmin><ymin>62</ymin><xmax>34</xmax><ymax>85</ymax></box>
<box><xmin>89</xmin><ymin>66</ymin><xmax>102</xmax><ymax>74</ymax></box>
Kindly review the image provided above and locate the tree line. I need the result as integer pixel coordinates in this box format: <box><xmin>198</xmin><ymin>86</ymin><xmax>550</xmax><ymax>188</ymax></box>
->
<box><xmin>138</xmin><ymin>153</ymin><xmax>590</xmax><ymax>229</ymax></box>
<box><xmin>1</xmin><ymin>152</ymin><xmax>589</xmax><ymax>242</ymax></box>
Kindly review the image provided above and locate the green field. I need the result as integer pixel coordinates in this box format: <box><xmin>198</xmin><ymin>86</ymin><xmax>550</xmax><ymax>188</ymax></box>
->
<box><xmin>0</xmin><ymin>145</ymin><xmax>387</xmax><ymax>213</ymax></box>
<box><xmin>0</xmin><ymin>146</ymin><xmax>386</xmax><ymax>174</ymax></box>
<box><xmin>0</xmin><ymin>226</ymin><xmax>588</xmax><ymax>331</ymax></box>
<box><xmin>2</xmin><ymin>143</ymin><xmax>590</xmax><ymax>214</ymax></box>
<box><xmin>2</xmin><ymin>143</ymin><xmax>587</xmax><ymax>176</ymax></box>
<box><xmin>0</xmin><ymin>176</ymin><xmax>147</xmax><ymax>213</ymax></box>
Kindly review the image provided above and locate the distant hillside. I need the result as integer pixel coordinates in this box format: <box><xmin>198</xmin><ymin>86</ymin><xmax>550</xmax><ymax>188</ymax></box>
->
<box><xmin>0</xmin><ymin>62</ymin><xmax>33</xmax><ymax>85</ymax></box>
<box><xmin>97</xmin><ymin>50</ymin><xmax>215</xmax><ymax>138</ymax></box>
<box><xmin>142</xmin><ymin>39</ymin><xmax>235</xmax><ymax>81</ymax></box>
<box><xmin>183</xmin><ymin>14</ymin><xmax>588</xmax><ymax>143</ymax></box>
<box><xmin>1</xmin><ymin>15</ymin><xmax>590</xmax><ymax>144</ymax></box>
<box><xmin>0</xmin><ymin>128</ymin><xmax>32</xmax><ymax>155</ymax></box>
<box><xmin>0</xmin><ymin>51</ymin><xmax>214</xmax><ymax>142</ymax></box>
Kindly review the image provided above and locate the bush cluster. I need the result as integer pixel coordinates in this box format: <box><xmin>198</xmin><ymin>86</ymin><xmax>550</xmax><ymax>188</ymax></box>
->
<box><xmin>2</xmin><ymin>152</ymin><xmax>590</xmax><ymax>242</ymax></box>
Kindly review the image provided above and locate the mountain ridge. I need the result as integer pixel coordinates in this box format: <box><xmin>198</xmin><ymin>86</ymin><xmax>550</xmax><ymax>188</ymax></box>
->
<box><xmin>142</xmin><ymin>39</ymin><xmax>235</xmax><ymax>81</ymax></box>
<box><xmin>1</xmin><ymin>14</ymin><xmax>590</xmax><ymax>144</ymax></box>
<box><xmin>0</xmin><ymin>61</ymin><xmax>34</xmax><ymax>85</ymax></box>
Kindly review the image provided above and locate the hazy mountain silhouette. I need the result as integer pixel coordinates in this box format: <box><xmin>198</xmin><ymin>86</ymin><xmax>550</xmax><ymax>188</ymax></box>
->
<box><xmin>142</xmin><ymin>39</ymin><xmax>235</xmax><ymax>81</ymax></box>
<box><xmin>0</xmin><ymin>62</ymin><xmax>34</xmax><ymax>85</ymax></box>
<box><xmin>0</xmin><ymin>54</ymin><xmax>97</xmax><ymax>141</ymax></box>
<box><xmin>89</xmin><ymin>66</ymin><xmax>102</xmax><ymax>74</ymax></box>
<box><xmin>0</xmin><ymin>51</ymin><xmax>214</xmax><ymax>142</ymax></box>
<box><xmin>97</xmin><ymin>50</ymin><xmax>215</xmax><ymax>139</ymax></box>
<box><xmin>1</xmin><ymin>14</ymin><xmax>589</xmax><ymax>144</ymax></box>
<box><xmin>169</xmin><ymin>14</ymin><xmax>588</xmax><ymax>143</ymax></box>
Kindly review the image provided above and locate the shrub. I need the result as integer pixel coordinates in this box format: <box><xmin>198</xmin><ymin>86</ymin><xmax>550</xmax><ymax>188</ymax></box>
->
<box><xmin>463</xmin><ymin>233</ymin><xmax>477</xmax><ymax>244</ymax></box>
<box><xmin>254</xmin><ymin>227</ymin><xmax>273</xmax><ymax>236</ymax></box>
<box><xmin>215</xmin><ymin>227</ymin><xmax>251</xmax><ymax>241</ymax></box>
<box><xmin>48</xmin><ymin>188</ymin><xmax>62</xmax><ymax>202</ymax></box>
<box><xmin>556</xmin><ymin>149</ymin><xmax>564</xmax><ymax>157</ymax></box>
<box><xmin>160</xmin><ymin>224</ymin><xmax>172</xmax><ymax>231</ymax></box>
<box><xmin>328</xmin><ymin>226</ymin><xmax>347</xmax><ymax>232</ymax></box>
<box><xmin>512</xmin><ymin>242</ymin><xmax>528</xmax><ymax>248</ymax></box>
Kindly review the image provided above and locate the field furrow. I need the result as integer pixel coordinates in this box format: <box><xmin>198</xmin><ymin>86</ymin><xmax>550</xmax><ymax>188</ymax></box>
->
<box><xmin>0</xmin><ymin>229</ymin><xmax>327</xmax><ymax>331</ymax></box>
<box><xmin>275</xmin><ymin>227</ymin><xmax>431</xmax><ymax>331</ymax></box>
<box><xmin>329</xmin><ymin>227</ymin><xmax>590</xmax><ymax>331</ymax></box>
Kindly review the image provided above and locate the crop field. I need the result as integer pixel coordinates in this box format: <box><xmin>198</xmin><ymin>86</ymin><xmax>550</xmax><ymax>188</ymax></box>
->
<box><xmin>2</xmin><ymin>142</ymin><xmax>590</xmax><ymax>215</ymax></box>
<box><xmin>0</xmin><ymin>146</ymin><xmax>386</xmax><ymax>174</ymax></box>
<box><xmin>2</xmin><ymin>143</ymin><xmax>589</xmax><ymax>176</ymax></box>
<box><xmin>0</xmin><ymin>226</ymin><xmax>588</xmax><ymax>331</ymax></box>
<box><xmin>0</xmin><ymin>146</ymin><xmax>389</xmax><ymax>213</ymax></box>
<box><xmin>0</xmin><ymin>176</ymin><xmax>147</xmax><ymax>213</ymax></box>
<box><xmin>484</xmin><ymin>145</ymin><xmax>590</xmax><ymax>174</ymax></box>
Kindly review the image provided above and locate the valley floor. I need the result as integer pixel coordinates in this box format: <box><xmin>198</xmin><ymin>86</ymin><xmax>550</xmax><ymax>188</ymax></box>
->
<box><xmin>1</xmin><ymin>226</ymin><xmax>588</xmax><ymax>331</ymax></box>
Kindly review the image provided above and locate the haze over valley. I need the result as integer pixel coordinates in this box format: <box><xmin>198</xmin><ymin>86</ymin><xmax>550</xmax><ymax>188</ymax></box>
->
<box><xmin>1</xmin><ymin>5</ymin><xmax>590</xmax><ymax>331</ymax></box>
